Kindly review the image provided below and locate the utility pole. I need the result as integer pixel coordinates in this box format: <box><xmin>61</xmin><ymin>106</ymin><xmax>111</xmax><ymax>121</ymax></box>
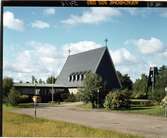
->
<box><xmin>51</xmin><ymin>75</ymin><xmax>55</xmax><ymax>104</ymax></box>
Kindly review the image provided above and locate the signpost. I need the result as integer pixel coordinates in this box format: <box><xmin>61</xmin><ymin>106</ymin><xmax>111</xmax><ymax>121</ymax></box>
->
<box><xmin>50</xmin><ymin>88</ymin><xmax>55</xmax><ymax>104</ymax></box>
<box><xmin>32</xmin><ymin>96</ymin><xmax>37</xmax><ymax>118</ymax></box>
<box><xmin>32</xmin><ymin>88</ymin><xmax>40</xmax><ymax>118</ymax></box>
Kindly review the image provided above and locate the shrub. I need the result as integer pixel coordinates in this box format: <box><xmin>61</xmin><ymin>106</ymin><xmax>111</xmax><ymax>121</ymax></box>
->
<box><xmin>8</xmin><ymin>87</ymin><xmax>21</xmax><ymax>106</ymax></box>
<box><xmin>132</xmin><ymin>91</ymin><xmax>147</xmax><ymax>99</ymax></box>
<box><xmin>19</xmin><ymin>95</ymin><xmax>32</xmax><ymax>103</ymax></box>
<box><xmin>103</xmin><ymin>92</ymin><xmax>113</xmax><ymax>110</ymax></box>
<box><xmin>104</xmin><ymin>90</ymin><xmax>131</xmax><ymax>110</ymax></box>
<box><xmin>160</xmin><ymin>96</ymin><xmax>167</xmax><ymax>108</ymax></box>
<box><xmin>64</xmin><ymin>93</ymin><xmax>76</xmax><ymax>102</ymax></box>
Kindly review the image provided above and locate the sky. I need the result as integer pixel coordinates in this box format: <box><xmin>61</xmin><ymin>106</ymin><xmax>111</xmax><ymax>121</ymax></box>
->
<box><xmin>3</xmin><ymin>7</ymin><xmax>167</xmax><ymax>82</ymax></box>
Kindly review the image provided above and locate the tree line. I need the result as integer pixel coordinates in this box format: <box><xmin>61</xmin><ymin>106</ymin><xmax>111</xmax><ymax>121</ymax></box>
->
<box><xmin>2</xmin><ymin>75</ymin><xmax>57</xmax><ymax>105</ymax></box>
<box><xmin>3</xmin><ymin>65</ymin><xmax>167</xmax><ymax>107</ymax></box>
<box><xmin>79</xmin><ymin>65</ymin><xmax>167</xmax><ymax>108</ymax></box>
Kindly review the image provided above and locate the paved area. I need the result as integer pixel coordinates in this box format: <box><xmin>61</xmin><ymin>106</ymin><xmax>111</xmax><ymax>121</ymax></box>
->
<box><xmin>13</xmin><ymin>102</ymin><xmax>167</xmax><ymax>138</ymax></box>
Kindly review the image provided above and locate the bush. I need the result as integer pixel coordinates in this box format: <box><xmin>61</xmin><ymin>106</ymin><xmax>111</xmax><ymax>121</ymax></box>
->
<box><xmin>151</xmin><ymin>88</ymin><xmax>166</xmax><ymax>102</ymax></box>
<box><xmin>104</xmin><ymin>90</ymin><xmax>131</xmax><ymax>110</ymax></box>
<box><xmin>160</xmin><ymin>96</ymin><xmax>167</xmax><ymax>108</ymax></box>
<box><xmin>132</xmin><ymin>91</ymin><xmax>147</xmax><ymax>99</ymax></box>
<box><xmin>8</xmin><ymin>87</ymin><xmax>21</xmax><ymax>106</ymax></box>
<box><xmin>103</xmin><ymin>92</ymin><xmax>113</xmax><ymax>110</ymax></box>
<box><xmin>19</xmin><ymin>95</ymin><xmax>32</xmax><ymax>103</ymax></box>
<box><xmin>64</xmin><ymin>93</ymin><xmax>76</xmax><ymax>102</ymax></box>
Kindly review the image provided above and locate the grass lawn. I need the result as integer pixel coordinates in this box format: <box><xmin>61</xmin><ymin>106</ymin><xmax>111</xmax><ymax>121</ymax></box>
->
<box><xmin>3</xmin><ymin>112</ymin><xmax>142</xmax><ymax>138</ymax></box>
<box><xmin>3</xmin><ymin>105</ymin><xmax>142</xmax><ymax>137</ymax></box>
<box><xmin>78</xmin><ymin>103</ymin><xmax>165</xmax><ymax>117</ymax></box>
<box><xmin>77</xmin><ymin>103</ymin><xmax>92</xmax><ymax>110</ymax></box>
<box><xmin>115</xmin><ymin>105</ymin><xmax>164</xmax><ymax>117</ymax></box>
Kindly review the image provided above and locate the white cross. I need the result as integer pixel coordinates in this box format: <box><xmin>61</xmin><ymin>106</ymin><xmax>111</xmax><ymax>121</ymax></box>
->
<box><xmin>105</xmin><ymin>38</ymin><xmax>108</xmax><ymax>47</ymax></box>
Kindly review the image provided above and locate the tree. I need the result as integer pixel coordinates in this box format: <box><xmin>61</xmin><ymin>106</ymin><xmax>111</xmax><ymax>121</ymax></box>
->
<box><xmin>46</xmin><ymin>76</ymin><xmax>57</xmax><ymax>84</ymax></box>
<box><xmin>133</xmin><ymin>74</ymin><xmax>148</xmax><ymax>99</ymax></box>
<box><xmin>38</xmin><ymin>78</ymin><xmax>43</xmax><ymax>84</ymax></box>
<box><xmin>32</xmin><ymin>75</ymin><xmax>38</xmax><ymax>84</ymax></box>
<box><xmin>79</xmin><ymin>72</ymin><xmax>103</xmax><ymax>108</ymax></box>
<box><xmin>3</xmin><ymin>77</ymin><xmax>13</xmax><ymax>97</ymax></box>
<box><xmin>152</xmin><ymin>65</ymin><xmax>167</xmax><ymax>101</ymax></box>
<box><xmin>117</xmin><ymin>71</ymin><xmax>133</xmax><ymax>90</ymax></box>
<box><xmin>8</xmin><ymin>87</ymin><xmax>21</xmax><ymax>106</ymax></box>
<box><xmin>132</xmin><ymin>65</ymin><xmax>167</xmax><ymax>101</ymax></box>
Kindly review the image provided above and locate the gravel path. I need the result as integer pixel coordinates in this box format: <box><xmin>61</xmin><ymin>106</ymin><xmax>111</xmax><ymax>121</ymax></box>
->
<box><xmin>13</xmin><ymin>103</ymin><xmax>167</xmax><ymax>138</ymax></box>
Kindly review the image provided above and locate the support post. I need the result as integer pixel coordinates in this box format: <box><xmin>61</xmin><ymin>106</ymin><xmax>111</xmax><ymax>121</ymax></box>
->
<box><xmin>34</xmin><ymin>101</ymin><xmax>37</xmax><ymax>118</ymax></box>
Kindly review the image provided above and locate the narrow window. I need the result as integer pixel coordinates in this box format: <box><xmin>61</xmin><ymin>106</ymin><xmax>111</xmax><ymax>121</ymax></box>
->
<box><xmin>68</xmin><ymin>75</ymin><xmax>72</xmax><ymax>82</ymax></box>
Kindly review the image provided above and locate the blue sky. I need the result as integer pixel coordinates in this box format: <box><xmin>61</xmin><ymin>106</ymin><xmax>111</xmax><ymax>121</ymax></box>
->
<box><xmin>3</xmin><ymin>7</ymin><xmax>167</xmax><ymax>82</ymax></box>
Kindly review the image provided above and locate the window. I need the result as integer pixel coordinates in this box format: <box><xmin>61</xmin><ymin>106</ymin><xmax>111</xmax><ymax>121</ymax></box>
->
<box><xmin>76</xmin><ymin>74</ymin><xmax>80</xmax><ymax>81</ymax></box>
<box><xmin>72</xmin><ymin>75</ymin><xmax>75</xmax><ymax>81</ymax></box>
<box><xmin>68</xmin><ymin>75</ymin><xmax>72</xmax><ymax>82</ymax></box>
<box><xmin>80</xmin><ymin>74</ymin><xmax>84</xmax><ymax>80</ymax></box>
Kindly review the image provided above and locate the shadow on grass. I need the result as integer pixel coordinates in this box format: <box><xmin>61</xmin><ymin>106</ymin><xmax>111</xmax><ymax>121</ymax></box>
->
<box><xmin>129</xmin><ymin>107</ymin><xmax>153</xmax><ymax>110</ymax></box>
<box><xmin>16</xmin><ymin>103</ymin><xmax>34</xmax><ymax>108</ymax></box>
<box><xmin>114</xmin><ymin>106</ymin><xmax>154</xmax><ymax>112</ymax></box>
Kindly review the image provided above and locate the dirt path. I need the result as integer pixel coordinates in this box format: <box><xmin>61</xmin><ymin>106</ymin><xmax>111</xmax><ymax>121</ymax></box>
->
<box><xmin>13</xmin><ymin>103</ymin><xmax>167</xmax><ymax>138</ymax></box>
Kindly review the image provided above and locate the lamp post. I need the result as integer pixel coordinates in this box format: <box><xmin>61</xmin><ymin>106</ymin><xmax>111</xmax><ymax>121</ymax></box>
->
<box><xmin>33</xmin><ymin>82</ymin><xmax>40</xmax><ymax>118</ymax></box>
<box><xmin>51</xmin><ymin>75</ymin><xmax>55</xmax><ymax>104</ymax></box>
<box><xmin>32</xmin><ymin>96</ymin><xmax>37</xmax><ymax>118</ymax></box>
<box><xmin>97</xmin><ymin>89</ymin><xmax>100</xmax><ymax>108</ymax></box>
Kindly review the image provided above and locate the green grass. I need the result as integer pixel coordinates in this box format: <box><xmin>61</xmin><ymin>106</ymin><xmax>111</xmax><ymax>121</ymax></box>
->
<box><xmin>3</xmin><ymin>103</ymin><xmax>34</xmax><ymax>109</ymax></box>
<box><xmin>3</xmin><ymin>111</ymin><xmax>142</xmax><ymax>138</ymax></box>
<box><xmin>115</xmin><ymin>105</ymin><xmax>165</xmax><ymax>117</ymax></box>
<box><xmin>78</xmin><ymin>103</ymin><xmax>165</xmax><ymax>117</ymax></box>
<box><xmin>77</xmin><ymin>103</ymin><xmax>92</xmax><ymax>110</ymax></box>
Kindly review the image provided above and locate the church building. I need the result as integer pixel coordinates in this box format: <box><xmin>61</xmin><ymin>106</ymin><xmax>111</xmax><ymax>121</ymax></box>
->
<box><xmin>56</xmin><ymin>47</ymin><xmax>121</xmax><ymax>94</ymax></box>
<box><xmin>14</xmin><ymin>47</ymin><xmax>121</xmax><ymax>102</ymax></box>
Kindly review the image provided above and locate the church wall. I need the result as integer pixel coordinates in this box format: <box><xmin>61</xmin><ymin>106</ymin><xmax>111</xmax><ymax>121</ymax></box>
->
<box><xmin>68</xmin><ymin>88</ymin><xmax>79</xmax><ymax>94</ymax></box>
<box><xmin>96</xmin><ymin>49</ymin><xmax>121</xmax><ymax>90</ymax></box>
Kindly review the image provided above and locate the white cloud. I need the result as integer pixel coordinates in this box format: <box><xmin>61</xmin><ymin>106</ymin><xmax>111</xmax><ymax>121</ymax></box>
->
<box><xmin>4</xmin><ymin>40</ymin><xmax>103</xmax><ymax>82</ymax></box>
<box><xmin>32</xmin><ymin>20</ymin><xmax>50</xmax><ymax>29</ymax></box>
<box><xmin>44</xmin><ymin>8</ymin><xmax>55</xmax><ymax>15</ymax></box>
<box><xmin>3</xmin><ymin>11</ymin><xmax>24</xmax><ymax>31</ymax></box>
<box><xmin>4</xmin><ymin>41</ymin><xmax>65</xmax><ymax>82</ymax></box>
<box><xmin>63</xmin><ymin>41</ymin><xmax>102</xmax><ymax>56</ymax></box>
<box><xmin>62</xmin><ymin>8</ymin><xmax>121</xmax><ymax>25</ymax></box>
<box><xmin>109</xmin><ymin>48</ymin><xmax>137</xmax><ymax>65</ymax></box>
<box><xmin>4</xmin><ymin>40</ymin><xmax>150</xmax><ymax>82</ymax></box>
<box><xmin>134</xmin><ymin>37</ymin><xmax>164</xmax><ymax>54</ymax></box>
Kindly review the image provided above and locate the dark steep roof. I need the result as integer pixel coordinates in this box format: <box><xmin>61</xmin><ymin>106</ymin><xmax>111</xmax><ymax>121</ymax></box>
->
<box><xmin>56</xmin><ymin>46</ymin><xmax>121</xmax><ymax>89</ymax></box>
<box><xmin>56</xmin><ymin>47</ymin><xmax>106</xmax><ymax>87</ymax></box>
